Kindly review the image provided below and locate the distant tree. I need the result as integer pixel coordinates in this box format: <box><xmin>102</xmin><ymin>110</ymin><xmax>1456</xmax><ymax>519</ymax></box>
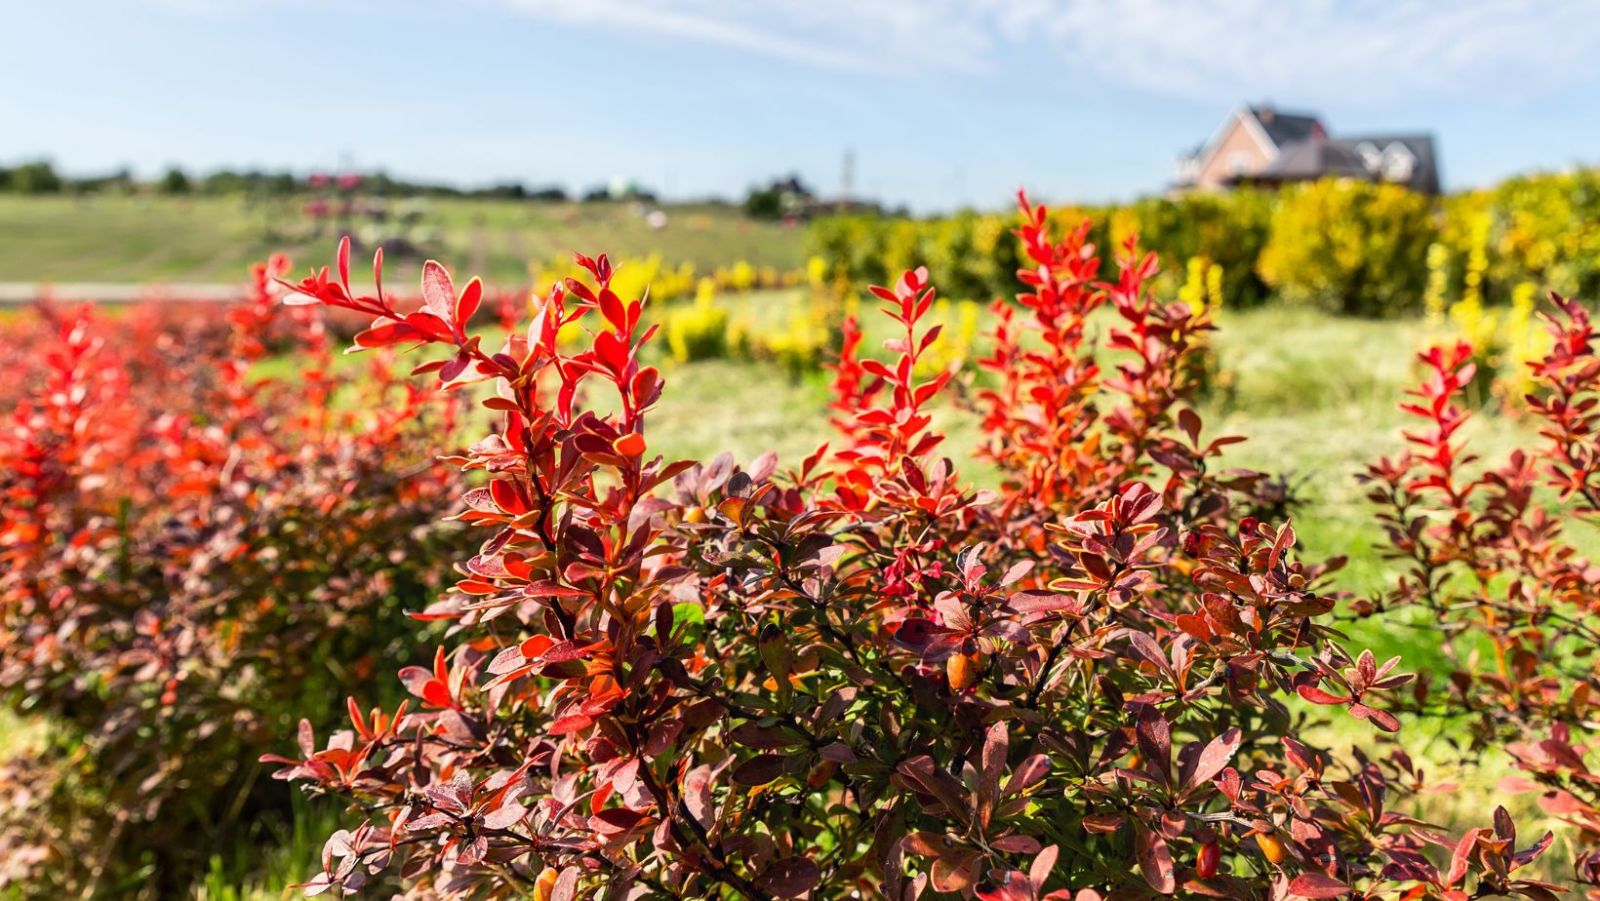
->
<box><xmin>483</xmin><ymin>181</ymin><xmax>528</xmax><ymax>200</ymax></box>
<box><xmin>266</xmin><ymin>172</ymin><xmax>298</xmax><ymax>195</ymax></box>
<box><xmin>528</xmin><ymin>185</ymin><xmax>569</xmax><ymax>202</ymax></box>
<box><xmin>8</xmin><ymin>160</ymin><xmax>63</xmax><ymax>194</ymax></box>
<box><xmin>68</xmin><ymin>167</ymin><xmax>135</xmax><ymax>194</ymax></box>
<box><xmin>366</xmin><ymin>171</ymin><xmax>404</xmax><ymax>197</ymax></box>
<box><xmin>744</xmin><ymin>172</ymin><xmax>816</xmax><ymax>219</ymax></box>
<box><xmin>159</xmin><ymin>166</ymin><xmax>192</xmax><ymax>195</ymax></box>
<box><xmin>744</xmin><ymin>184</ymin><xmax>782</xmax><ymax>219</ymax></box>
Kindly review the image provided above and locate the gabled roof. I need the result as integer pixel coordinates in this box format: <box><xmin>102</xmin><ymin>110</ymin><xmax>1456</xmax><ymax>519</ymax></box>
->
<box><xmin>1178</xmin><ymin>105</ymin><xmax>1440</xmax><ymax>194</ymax></box>
<box><xmin>1180</xmin><ymin>105</ymin><xmax>1326</xmax><ymax>180</ymax></box>
<box><xmin>1254</xmin><ymin>140</ymin><xmax>1364</xmax><ymax>180</ymax></box>
<box><xmin>1245</xmin><ymin>134</ymin><xmax>1440</xmax><ymax>194</ymax></box>
<box><xmin>1245</xmin><ymin>105</ymin><xmax>1324</xmax><ymax>148</ymax></box>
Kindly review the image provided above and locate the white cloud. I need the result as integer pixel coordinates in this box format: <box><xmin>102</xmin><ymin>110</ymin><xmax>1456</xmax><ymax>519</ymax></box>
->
<box><xmin>494</xmin><ymin>0</ymin><xmax>999</xmax><ymax>74</ymax></box>
<box><xmin>490</xmin><ymin>0</ymin><xmax>1600</xmax><ymax>105</ymax></box>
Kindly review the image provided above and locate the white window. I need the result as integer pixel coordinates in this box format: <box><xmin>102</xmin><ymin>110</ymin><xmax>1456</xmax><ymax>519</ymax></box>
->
<box><xmin>1356</xmin><ymin>142</ymin><xmax>1382</xmax><ymax>172</ymax></box>
<box><xmin>1381</xmin><ymin>144</ymin><xmax>1416</xmax><ymax>182</ymax></box>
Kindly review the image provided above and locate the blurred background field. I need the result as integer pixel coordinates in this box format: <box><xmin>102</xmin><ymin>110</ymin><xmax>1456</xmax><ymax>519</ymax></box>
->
<box><xmin>0</xmin><ymin>194</ymin><xmax>805</xmax><ymax>286</ymax></box>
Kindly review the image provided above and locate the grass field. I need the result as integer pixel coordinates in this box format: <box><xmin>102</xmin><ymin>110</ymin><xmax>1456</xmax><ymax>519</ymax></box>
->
<box><xmin>0</xmin><ymin>195</ymin><xmax>808</xmax><ymax>285</ymax></box>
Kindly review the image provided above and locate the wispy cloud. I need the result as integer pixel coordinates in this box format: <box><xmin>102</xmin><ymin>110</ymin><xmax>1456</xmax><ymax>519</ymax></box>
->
<box><xmin>494</xmin><ymin>0</ymin><xmax>1002</xmax><ymax>74</ymax></box>
<box><xmin>491</xmin><ymin>0</ymin><xmax>1600</xmax><ymax>105</ymax></box>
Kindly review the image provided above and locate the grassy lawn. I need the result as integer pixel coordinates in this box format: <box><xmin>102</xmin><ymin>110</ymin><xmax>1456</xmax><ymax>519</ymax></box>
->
<box><xmin>0</xmin><ymin>195</ymin><xmax>807</xmax><ymax>285</ymax></box>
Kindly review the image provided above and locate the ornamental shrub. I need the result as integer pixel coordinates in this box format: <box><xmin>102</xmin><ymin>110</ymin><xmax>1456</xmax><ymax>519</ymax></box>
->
<box><xmin>1257</xmin><ymin>179</ymin><xmax>1437</xmax><ymax>317</ymax></box>
<box><xmin>0</xmin><ymin>264</ymin><xmax>462</xmax><ymax>895</ymax></box>
<box><xmin>1361</xmin><ymin>297</ymin><xmax>1600</xmax><ymax>892</ymax></box>
<box><xmin>664</xmin><ymin>294</ymin><xmax>730</xmax><ymax>363</ymax></box>
<box><xmin>1439</xmin><ymin>170</ymin><xmax>1600</xmax><ymax>308</ymax></box>
<box><xmin>266</xmin><ymin>197</ymin><xmax>1559</xmax><ymax>900</ymax></box>
<box><xmin>1123</xmin><ymin>191</ymin><xmax>1274</xmax><ymax>310</ymax></box>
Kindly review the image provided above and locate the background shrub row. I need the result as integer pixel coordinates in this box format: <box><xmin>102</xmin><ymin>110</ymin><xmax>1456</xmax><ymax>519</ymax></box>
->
<box><xmin>808</xmin><ymin>169</ymin><xmax>1600</xmax><ymax>317</ymax></box>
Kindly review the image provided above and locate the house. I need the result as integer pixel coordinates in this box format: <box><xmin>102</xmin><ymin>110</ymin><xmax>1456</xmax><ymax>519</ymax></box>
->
<box><xmin>1175</xmin><ymin>105</ymin><xmax>1440</xmax><ymax>195</ymax></box>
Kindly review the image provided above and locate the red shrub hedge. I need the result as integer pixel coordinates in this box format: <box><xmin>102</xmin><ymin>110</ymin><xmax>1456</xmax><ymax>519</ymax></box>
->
<box><xmin>1363</xmin><ymin>295</ymin><xmax>1600</xmax><ymax>894</ymax></box>
<box><xmin>267</xmin><ymin>198</ymin><xmax>1562</xmax><ymax>899</ymax></box>
<box><xmin>0</xmin><ymin>263</ymin><xmax>464</xmax><ymax>894</ymax></box>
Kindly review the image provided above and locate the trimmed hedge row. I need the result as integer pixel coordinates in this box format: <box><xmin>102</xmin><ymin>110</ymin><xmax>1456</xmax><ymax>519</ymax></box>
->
<box><xmin>810</xmin><ymin>169</ymin><xmax>1600</xmax><ymax>317</ymax></box>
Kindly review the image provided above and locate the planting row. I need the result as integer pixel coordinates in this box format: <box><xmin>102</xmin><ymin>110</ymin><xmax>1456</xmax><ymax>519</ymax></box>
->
<box><xmin>811</xmin><ymin>170</ymin><xmax>1600</xmax><ymax>318</ymax></box>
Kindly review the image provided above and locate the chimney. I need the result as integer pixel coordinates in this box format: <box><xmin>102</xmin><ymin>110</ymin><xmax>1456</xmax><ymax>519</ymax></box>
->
<box><xmin>1258</xmin><ymin>104</ymin><xmax>1275</xmax><ymax>122</ymax></box>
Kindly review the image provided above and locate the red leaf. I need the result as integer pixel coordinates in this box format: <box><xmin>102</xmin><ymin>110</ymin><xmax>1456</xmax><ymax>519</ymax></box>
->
<box><xmin>1187</xmin><ymin>728</ymin><xmax>1241</xmax><ymax>790</ymax></box>
<box><xmin>1135</xmin><ymin>826</ymin><xmax>1175</xmax><ymax>894</ymax></box>
<box><xmin>421</xmin><ymin>679</ymin><xmax>452</xmax><ymax>708</ymax></box>
<box><xmin>336</xmin><ymin>235</ymin><xmax>350</xmax><ymax>289</ymax></box>
<box><xmin>456</xmin><ymin>277</ymin><xmax>483</xmax><ymax>328</ymax></box>
<box><xmin>353</xmin><ymin>320</ymin><xmax>421</xmax><ymax>349</ymax></box>
<box><xmin>421</xmin><ymin>260</ymin><xmax>454</xmax><ymax>324</ymax></box>
<box><xmin>548</xmin><ymin>714</ymin><xmax>594</xmax><ymax>735</ymax></box>
<box><xmin>1287</xmin><ymin>872</ymin><xmax>1351</xmax><ymax>898</ymax></box>
<box><xmin>489</xmin><ymin>478</ymin><xmax>529</xmax><ymax>515</ymax></box>
<box><xmin>759</xmin><ymin>857</ymin><xmax>820</xmax><ymax>898</ymax></box>
<box><xmin>1296</xmin><ymin>685</ymin><xmax>1350</xmax><ymax>705</ymax></box>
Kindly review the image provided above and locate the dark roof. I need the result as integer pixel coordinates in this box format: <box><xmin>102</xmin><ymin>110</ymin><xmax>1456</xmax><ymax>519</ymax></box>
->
<box><xmin>1246</xmin><ymin>106</ymin><xmax>1324</xmax><ymax>147</ymax></box>
<box><xmin>1332</xmin><ymin>135</ymin><xmax>1439</xmax><ymax>194</ymax></box>
<box><xmin>1240</xmin><ymin>133</ymin><xmax>1440</xmax><ymax>195</ymax></box>
<box><xmin>1256</xmin><ymin>140</ymin><xmax>1364</xmax><ymax>180</ymax></box>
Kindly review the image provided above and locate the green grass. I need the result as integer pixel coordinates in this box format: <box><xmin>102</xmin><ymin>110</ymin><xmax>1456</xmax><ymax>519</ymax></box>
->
<box><xmin>0</xmin><ymin>195</ymin><xmax>807</xmax><ymax>285</ymax></box>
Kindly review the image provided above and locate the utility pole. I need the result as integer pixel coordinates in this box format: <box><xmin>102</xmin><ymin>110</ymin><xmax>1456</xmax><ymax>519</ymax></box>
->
<box><xmin>841</xmin><ymin>149</ymin><xmax>855</xmax><ymax>209</ymax></box>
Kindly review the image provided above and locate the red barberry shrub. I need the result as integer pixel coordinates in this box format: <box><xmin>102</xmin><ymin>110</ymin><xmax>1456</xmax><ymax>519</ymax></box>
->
<box><xmin>1363</xmin><ymin>294</ymin><xmax>1600</xmax><ymax>894</ymax></box>
<box><xmin>0</xmin><ymin>261</ymin><xmax>464</xmax><ymax>895</ymax></box>
<box><xmin>270</xmin><ymin>202</ymin><xmax>1559</xmax><ymax>899</ymax></box>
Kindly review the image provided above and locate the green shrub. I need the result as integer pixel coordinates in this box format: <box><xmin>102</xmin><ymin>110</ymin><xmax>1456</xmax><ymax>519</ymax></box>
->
<box><xmin>1124</xmin><ymin>190</ymin><xmax>1274</xmax><ymax>308</ymax></box>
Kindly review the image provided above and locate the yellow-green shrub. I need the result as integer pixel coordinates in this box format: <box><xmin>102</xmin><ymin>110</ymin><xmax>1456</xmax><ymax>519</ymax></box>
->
<box><xmin>663</xmin><ymin>293</ymin><xmax>730</xmax><ymax>363</ymax></box>
<box><xmin>1441</xmin><ymin>170</ymin><xmax>1600</xmax><ymax>305</ymax></box>
<box><xmin>913</xmin><ymin>298</ymin><xmax>982</xmax><ymax>377</ymax></box>
<box><xmin>1257</xmin><ymin>179</ymin><xmax>1437</xmax><ymax>316</ymax></box>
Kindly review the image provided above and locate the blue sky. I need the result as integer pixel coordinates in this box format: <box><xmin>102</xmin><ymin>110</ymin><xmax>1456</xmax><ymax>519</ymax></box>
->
<box><xmin>5</xmin><ymin>0</ymin><xmax>1600</xmax><ymax>211</ymax></box>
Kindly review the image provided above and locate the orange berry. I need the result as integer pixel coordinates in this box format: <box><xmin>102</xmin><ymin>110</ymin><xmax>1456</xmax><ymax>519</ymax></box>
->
<box><xmin>1255</xmin><ymin>831</ymin><xmax>1287</xmax><ymax>865</ymax></box>
<box><xmin>806</xmin><ymin>759</ymin><xmax>839</xmax><ymax>788</ymax></box>
<box><xmin>947</xmin><ymin>652</ymin><xmax>981</xmax><ymax>691</ymax></box>
<box><xmin>533</xmin><ymin>867</ymin><xmax>559</xmax><ymax>901</ymax></box>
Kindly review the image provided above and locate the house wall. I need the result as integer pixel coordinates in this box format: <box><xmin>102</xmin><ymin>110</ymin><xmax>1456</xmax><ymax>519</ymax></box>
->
<box><xmin>1193</xmin><ymin>118</ymin><xmax>1273</xmax><ymax>190</ymax></box>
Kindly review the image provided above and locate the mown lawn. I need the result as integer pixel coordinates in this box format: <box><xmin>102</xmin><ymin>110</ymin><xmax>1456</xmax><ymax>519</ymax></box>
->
<box><xmin>0</xmin><ymin>195</ymin><xmax>807</xmax><ymax>286</ymax></box>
